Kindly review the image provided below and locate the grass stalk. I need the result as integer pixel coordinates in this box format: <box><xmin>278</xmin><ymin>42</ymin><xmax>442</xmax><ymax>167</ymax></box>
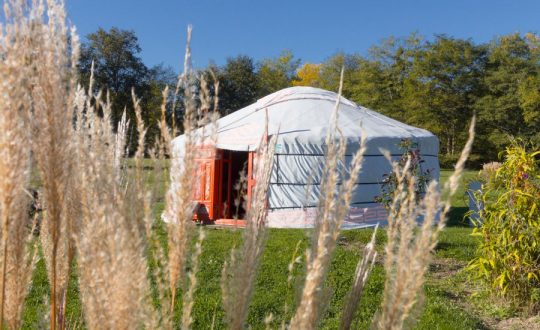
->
<box><xmin>0</xmin><ymin>216</ymin><xmax>7</xmax><ymax>328</ymax></box>
<box><xmin>220</xmin><ymin>127</ymin><xmax>277</xmax><ymax>330</ymax></box>
<box><xmin>339</xmin><ymin>226</ymin><xmax>378</xmax><ymax>330</ymax></box>
<box><xmin>374</xmin><ymin>117</ymin><xmax>475</xmax><ymax>329</ymax></box>
<box><xmin>181</xmin><ymin>229</ymin><xmax>205</xmax><ymax>329</ymax></box>
<box><xmin>290</xmin><ymin>69</ymin><xmax>367</xmax><ymax>330</ymax></box>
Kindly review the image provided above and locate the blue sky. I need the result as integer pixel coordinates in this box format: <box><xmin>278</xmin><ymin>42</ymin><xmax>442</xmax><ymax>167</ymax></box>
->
<box><xmin>66</xmin><ymin>0</ymin><xmax>540</xmax><ymax>71</ymax></box>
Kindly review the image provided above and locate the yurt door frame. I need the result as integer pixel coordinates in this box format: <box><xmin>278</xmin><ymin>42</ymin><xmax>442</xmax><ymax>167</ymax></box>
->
<box><xmin>193</xmin><ymin>148</ymin><xmax>254</xmax><ymax>221</ymax></box>
<box><xmin>246</xmin><ymin>152</ymin><xmax>256</xmax><ymax>211</ymax></box>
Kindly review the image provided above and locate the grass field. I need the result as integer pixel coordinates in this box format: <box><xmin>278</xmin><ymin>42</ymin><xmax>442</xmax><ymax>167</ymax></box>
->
<box><xmin>21</xmin><ymin>169</ymin><xmax>494</xmax><ymax>329</ymax></box>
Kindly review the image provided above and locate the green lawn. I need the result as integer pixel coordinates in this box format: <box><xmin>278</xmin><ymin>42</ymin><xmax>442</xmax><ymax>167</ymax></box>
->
<box><xmin>22</xmin><ymin>169</ymin><xmax>489</xmax><ymax>329</ymax></box>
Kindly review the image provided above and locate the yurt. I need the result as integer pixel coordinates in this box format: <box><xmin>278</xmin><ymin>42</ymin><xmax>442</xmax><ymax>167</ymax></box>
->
<box><xmin>172</xmin><ymin>86</ymin><xmax>439</xmax><ymax>228</ymax></box>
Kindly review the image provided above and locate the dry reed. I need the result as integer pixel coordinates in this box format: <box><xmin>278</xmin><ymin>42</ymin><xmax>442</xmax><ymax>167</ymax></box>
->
<box><xmin>5</xmin><ymin>1</ymin><xmax>82</xmax><ymax>328</ymax></box>
<box><xmin>181</xmin><ymin>228</ymin><xmax>205</xmax><ymax>329</ymax></box>
<box><xmin>0</xmin><ymin>2</ymin><xmax>37</xmax><ymax>327</ymax></box>
<box><xmin>339</xmin><ymin>226</ymin><xmax>378</xmax><ymax>330</ymax></box>
<box><xmin>220</xmin><ymin>126</ymin><xmax>277</xmax><ymax>330</ymax></box>
<box><xmin>289</xmin><ymin>69</ymin><xmax>367</xmax><ymax>330</ymax></box>
<box><xmin>71</xmin><ymin>79</ymin><xmax>153</xmax><ymax>329</ymax></box>
<box><xmin>1</xmin><ymin>1</ymin><xmax>154</xmax><ymax>327</ymax></box>
<box><xmin>155</xmin><ymin>25</ymin><xmax>220</xmax><ymax>329</ymax></box>
<box><xmin>373</xmin><ymin>117</ymin><xmax>475</xmax><ymax>329</ymax></box>
<box><xmin>163</xmin><ymin>26</ymin><xmax>198</xmax><ymax>318</ymax></box>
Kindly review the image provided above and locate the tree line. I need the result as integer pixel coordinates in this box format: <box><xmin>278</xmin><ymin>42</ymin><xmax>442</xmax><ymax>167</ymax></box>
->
<box><xmin>79</xmin><ymin>27</ymin><xmax>540</xmax><ymax>165</ymax></box>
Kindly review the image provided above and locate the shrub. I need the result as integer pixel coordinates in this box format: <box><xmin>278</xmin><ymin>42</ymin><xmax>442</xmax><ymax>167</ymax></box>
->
<box><xmin>468</xmin><ymin>143</ymin><xmax>540</xmax><ymax>311</ymax></box>
<box><xmin>374</xmin><ymin>139</ymin><xmax>432</xmax><ymax>209</ymax></box>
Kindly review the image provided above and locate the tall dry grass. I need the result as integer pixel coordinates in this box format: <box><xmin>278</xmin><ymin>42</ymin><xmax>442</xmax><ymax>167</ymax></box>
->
<box><xmin>339</xmin><ymin>226</ymin><xmax>378</xmax><ymax>330</ymax></box>
<box><xmin>0</xmin><ymin>1</ymin><xmax>80</xmax><ymax>328</ymax></box>
<box><xmin>220</xmin><ymin>125</ymin><xmax>277</xmax><ymax>330</ymax></box>
<box><xmin>71</xmin><ymin>86</ymin><xmax>153</xmax><ymax>329</ymax></box>
<box><xmin>71</xmin><ymin>24</ymin><xmax>221</xmax><ymax>329</ymax></box>
<box><xmin>163</xmin><ymin>26</ymin><xmax>198</xmax><ymax>316</ymax></box>
<box><xmin>154</xmin><ymin>25</ymin><xmax>221</xmax><ymax>328</ymax></box>
<box><xmin>289</xmin><ymin>70</ymin><xmax>367</xmax><ymax>330</ymax></box>
<box><xmin>0</xmin><ymin>1</ymin><xmax>478</xmax><ymax>329</ymax></box>
<box><xmin>374</xmin><ymin>117</ymin><xmax>475</xmax><ymax>329</ymax></box>
<box><xmin>1</xmin><ymin>1</ymin><xmax>153</xmax><ymax>327</ymax></box>
<box><xmin>1</xmin><ymin>1</ymin><xmax>161</xmax><ymax>328</ymax></box>
<box><xmin>0</xmin><ymin>2</ymin><xmax>37</xmax><ymax>328</ymax></box>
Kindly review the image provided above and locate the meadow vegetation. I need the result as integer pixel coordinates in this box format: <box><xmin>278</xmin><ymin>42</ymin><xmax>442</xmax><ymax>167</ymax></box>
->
<box><xmin>468</xmin><ymin>143</ymin><xmax>540</xmax><ymax>313</ymax></box>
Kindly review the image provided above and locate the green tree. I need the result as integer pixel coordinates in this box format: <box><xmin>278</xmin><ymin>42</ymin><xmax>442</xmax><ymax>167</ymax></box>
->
<box><xmin>79</xmin><ymin>27</ymin><xmax>177</xmax><ymax>153</ymax></box>
<box><xmin>145</xmin><ymin>64</ymin><xmax>178</xmax><ymax>145</ymax></box>
<box><xmin>410</xmin><ymin>35</ymin><xmax>487</xmax><ymax>156</ymax></box>
<box><xmin>349</xmin><ymin>34</ymin><xmax>423</xmax><ymax>123</ymax></box>
<box><xmin>317</xmin><ymin>52</ymin><xmax>362</xmax><ymax>98</ymax></box>
<box><xmin>256</xmin><ymin>50</ymin><xmax>300</xmax><ymax>96</ymax></box>
<box><xmin>79</xmin><ymin>27</ymin><xmax>149</xmax><ymax>123</ymax></box>
<box><xmin>349</xmin><ymin>34</ymin><xmax>488</xmax><ymax>158</ymax></box>
<box><xmin>216</xmin><ymin>55</ymin><xmax>258</xmax><ymax>115</ymax></box>
<box><xmin>516</xmin><ymin>34</ymin><xmax>540</xmax><ymax>146</ymax></box>
<box><xmin>475</xmin><ymin>33</ymin><xmax>540</xmax><ymax>158</ymax></box>
<box><xmin>286</xmin><ymin>33</ymin><xmax>540</xmax><ymax>164</ymax></box>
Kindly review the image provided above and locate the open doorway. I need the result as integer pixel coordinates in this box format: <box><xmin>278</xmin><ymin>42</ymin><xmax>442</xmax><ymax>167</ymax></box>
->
<box><xmin>228</xmin><ymin>150</ymin><xmax>249</xmax><ymax>219</ymax></box>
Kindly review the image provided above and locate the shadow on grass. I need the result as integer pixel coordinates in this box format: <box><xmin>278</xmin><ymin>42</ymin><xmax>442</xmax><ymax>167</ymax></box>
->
<box><xmin>446</xmin><ymin>207</ymin><xmax>472</xmax><ymax>227</ymax></box>
<box><xmin>422</xmin><ymin>284</ymin><xmax>491</xmax><ymax>330</ymax></box>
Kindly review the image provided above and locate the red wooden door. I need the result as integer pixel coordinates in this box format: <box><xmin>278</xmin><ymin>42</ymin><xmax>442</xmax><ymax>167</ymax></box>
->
<box><xmin>193</xmin><ymin>148</ymin><xmax>220</xmax><ymax>221</ymax></box>
<box><xmin>194</xmin><ymin>159</ymin><xmax>213</xmax><ymax>220</ymax></box>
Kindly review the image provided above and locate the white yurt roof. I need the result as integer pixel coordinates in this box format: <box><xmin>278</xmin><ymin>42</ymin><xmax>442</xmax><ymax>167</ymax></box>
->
<box><xmin>172</xmin><ymin>86</ymin><xmax>438</xmax><ymax>156</ymax></box>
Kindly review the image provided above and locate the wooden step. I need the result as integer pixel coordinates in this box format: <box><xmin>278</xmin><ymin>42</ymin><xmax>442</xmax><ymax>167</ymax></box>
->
<box><xmin>210</xmin><ymin>218</ymin><xmax>246</xmax><ymax>228</ymax></box>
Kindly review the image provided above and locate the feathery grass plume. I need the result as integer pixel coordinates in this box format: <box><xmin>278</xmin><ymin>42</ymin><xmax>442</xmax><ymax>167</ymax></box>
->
<box><xmin>114</xmin><ymin>111</ymin><xmax>130</xmax><ymax>175</ymax></box>
<box><xmin>130</xmin><ymin>85</ymin><xmax>173</xmax><ymax>329</ymax></box>
<box><xmin>373</xmin><ymin>163</ymin><xmax>437</xmax><ymax>329</ymax></box>
<box><xmin>209</xmin><ymin>69</ymin><xmax>220</xmax><ymax>117</ymax></box>
<box><xmin>479</xmin><ymin>161</ymin><xmax>501</xmax><ymax>185</ymax></box>
<box><xmin>181</xmin><ymin>228</ymin><xmax>205</xmax><ymax>330</ymax></box>
<box><xmin>279</xmin><ymin>240</ymin><xmax>303</xmax><ymax>330</ymax></box>
<box><xmin>289</xmin><ymin>69</ymin><xmax>367</xmax><ymax>330</ymax></box>
<box><xmin>171</xmin><ymin>24</ymin><xmax>194</xmax><ymax>135</ymax></box>
<box><xmin>158</xmin><ymin>86</ymin><xmax>172</xmax><ymax>155</ymax></box>
<box><xmin>339</xmin><ymin>225</ymin><xmax>378</xmax><ymax>330</ymax></box>
<box><xmin>158</xmin><ymin>25</ymin><xmax>220</xmax><ymax>328</ymax></box>
<box><xmin>133</xmin><ymin>89</ymin><xmax>148</xmax><ymax>161</ymax></box>
<box><xmin>374</xmin><ymin>117</ymin><xmax>475</xmax><ymax>329</ymax></box>
<box><xmin>72</xmin><ymin>81</ymin><xmax>153</xmax><ymax>329</ymax></box>
<box><xmin>8</xmin><ymin>0</ymin><xmax>82</xmax><ymax>328</ymax></box>
<box><xmin>220</xmin><ymin>129</ymin><xmax>277</xmax><ymax>330</ymax></box>
<box><xmin>265</xmin><ymin>314</ymin><xmax>274</xmax><ymax>329</ymax></box>
<box><xmin>164</xmin><ymin>26</ymin><xmax>198</xmax><ymax>316</ymax></box>
<box><xmin>178</xmin><ymin>74</ymin><xmax>219</xmax><ymax>330</ymax></box>
<box><xmin>0</xmin><ymin>2</ymin><xmax>38</xmax><ymax>327</ymax></box>
<box><xmin>124</xmin><ymin>90</ymin><xmax>155</xmax><ymax>241</ymax></box>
